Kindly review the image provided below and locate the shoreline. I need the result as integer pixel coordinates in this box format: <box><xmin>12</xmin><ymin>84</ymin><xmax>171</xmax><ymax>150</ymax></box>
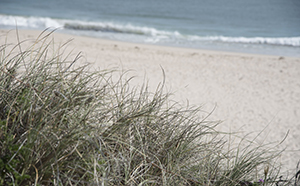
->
<box><xmin>1</xmin><ymin>29</ymin><xmax>300</xmax><ymax>173</ymax></box>
<box><xmin>3</xmin><ymin>27</ymin><xmax>300</xmax><ymax>58</ymax></box>
<box><xmin>58</xmin><ymin>29</ymin><xmax>300</xmax><ymax>59</ymax></box>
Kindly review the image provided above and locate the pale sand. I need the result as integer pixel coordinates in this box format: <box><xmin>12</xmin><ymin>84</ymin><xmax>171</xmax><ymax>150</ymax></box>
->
<box><xmin>1</xmin><ymin>29</ymin><xmax>300</xmax><ymax>173</ymax></box>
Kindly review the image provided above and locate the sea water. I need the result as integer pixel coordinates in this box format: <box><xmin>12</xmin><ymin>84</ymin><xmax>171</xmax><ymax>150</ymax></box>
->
<box><xmin>0</xmin><ymin>0</ymin><xmax>299</xmax><ymax>57</ymax></box>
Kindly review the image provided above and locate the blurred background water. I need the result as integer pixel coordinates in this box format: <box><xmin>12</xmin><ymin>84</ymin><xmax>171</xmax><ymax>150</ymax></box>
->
<box><xmin>0</xmin><ymin>0</ymin><xmax>299</xmax><ymax>56</ymax></box>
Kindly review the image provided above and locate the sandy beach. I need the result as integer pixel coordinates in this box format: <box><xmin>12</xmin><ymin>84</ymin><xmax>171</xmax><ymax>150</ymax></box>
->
<box><xmin>1</xmin><ymin>29</ymin><xmax>300</xmax><ymax>174</ymax></box>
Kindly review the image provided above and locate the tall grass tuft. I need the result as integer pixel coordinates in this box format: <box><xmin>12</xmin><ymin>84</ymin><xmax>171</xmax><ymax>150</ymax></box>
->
<box><xmin>0</xmin><ymin>29</ymin><xmax>296</xmax><ymax>185</ymax></box>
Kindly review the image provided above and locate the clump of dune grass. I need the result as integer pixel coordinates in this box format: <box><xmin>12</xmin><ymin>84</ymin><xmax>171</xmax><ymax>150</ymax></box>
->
<box><xmin>0</xmin><ymin>29</ymin><xmax>297</xmax><ymax>185</ymax></box>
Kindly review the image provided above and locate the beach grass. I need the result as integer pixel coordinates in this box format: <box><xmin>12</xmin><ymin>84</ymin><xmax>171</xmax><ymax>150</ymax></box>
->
<box><xmin>0</xmin><ymin>29</ymin><xmax>299</xmax><ymax>185</ymax></box>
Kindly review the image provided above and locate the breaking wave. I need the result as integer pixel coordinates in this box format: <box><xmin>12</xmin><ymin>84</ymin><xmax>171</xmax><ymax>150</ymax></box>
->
<box><xmin>1</xmin><ymin>14</ymin><xmax>299</xmax><ymax>47</ymax></box>
<box><xmin>199</xmin><ymin>36</ymin><xmax>300</xmax><ymax>47</ymax></box>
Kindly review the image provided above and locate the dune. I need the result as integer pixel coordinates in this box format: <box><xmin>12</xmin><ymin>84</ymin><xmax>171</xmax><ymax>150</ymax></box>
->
<box><xmin>1</xmin><ymin>29</ymin><xmax>299</xmax><ymax>173</ymax></box>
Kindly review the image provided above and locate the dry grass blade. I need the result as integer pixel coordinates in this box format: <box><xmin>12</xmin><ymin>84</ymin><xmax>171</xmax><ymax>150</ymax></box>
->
<box><xmin>0</xmin><ymin>29</ymin><xmax>296</xmax><ymax>185</ymax></box>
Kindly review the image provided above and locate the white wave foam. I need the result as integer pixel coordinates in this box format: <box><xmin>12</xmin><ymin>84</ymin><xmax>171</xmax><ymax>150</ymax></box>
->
<box><xmin>190</xmin><ymin>35</ymin><xmax>300</xmax><ymax>47</ymax></box>
<box><xmin>0</xmin><ymin>14</ymin><xmax>180</xmax><ymax>37</ymax></box>
<box><xmin>1</xmin><ymin>14</ymin><xmax>299</xmax><ymax>47</ymax></box>
<box><xmin>63</xmin><ymin>21</ymin><xmax>181</xmax><ymax>38</ymax></box>
<box><xmin>0</xmin><ymin>14</ymin><xmax>63</xmax><ymax>28</ymax></box>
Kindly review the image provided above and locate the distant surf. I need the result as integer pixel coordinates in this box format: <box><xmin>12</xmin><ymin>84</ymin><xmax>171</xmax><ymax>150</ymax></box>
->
<box><xmin>1</xmin><ymin>13</ymin><xmax>300</xmax><ymax>57</ymax></box>
<box><xmin>1</xmin><ymin>14</ymin><xmax>299</xmax><ymax>47</ymax></box>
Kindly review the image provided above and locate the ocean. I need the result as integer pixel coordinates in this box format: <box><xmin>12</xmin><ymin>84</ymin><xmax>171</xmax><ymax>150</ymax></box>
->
<box><xmin>0</xmin><ymin>0</ymin><xmax>299</xmax><ymax>57</ymax></box>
